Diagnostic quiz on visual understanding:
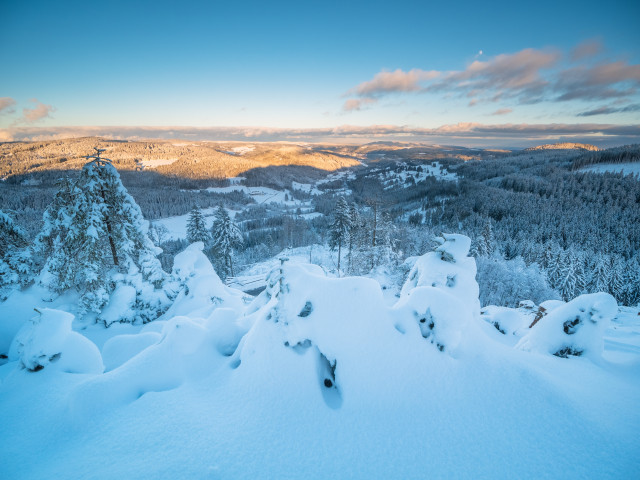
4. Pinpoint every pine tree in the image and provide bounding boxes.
[481,218,496,257]
[347,203,360,273]
[589,252,611,294]
[328,196,352,275]
[186,205,210,244]
[0,209,30,298]
[210,206,243,278]
[35,149,167,317]
[609,257,626,304]
[556,250,578,301]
